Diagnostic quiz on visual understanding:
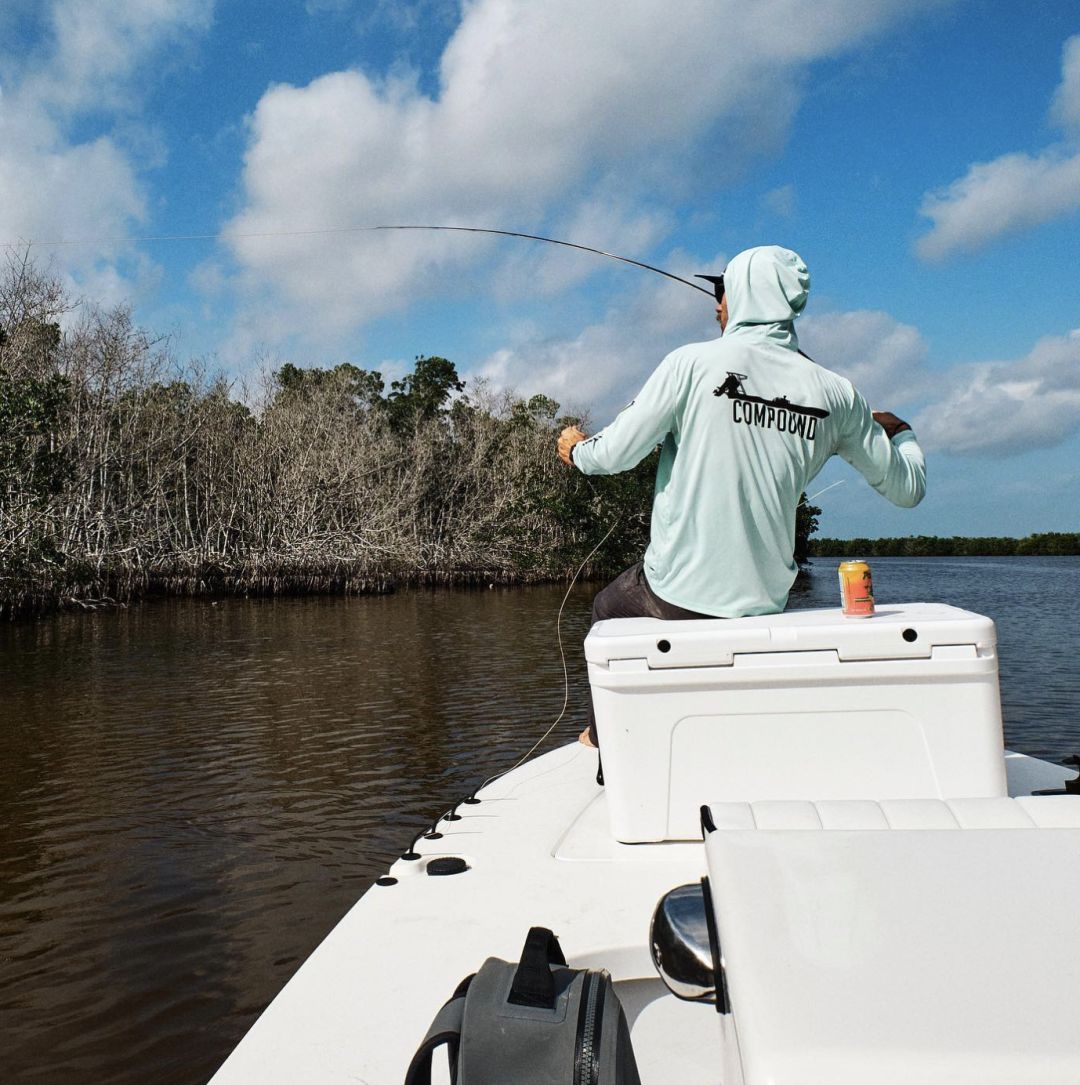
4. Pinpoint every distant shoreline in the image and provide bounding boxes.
[809,532,1079,558]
